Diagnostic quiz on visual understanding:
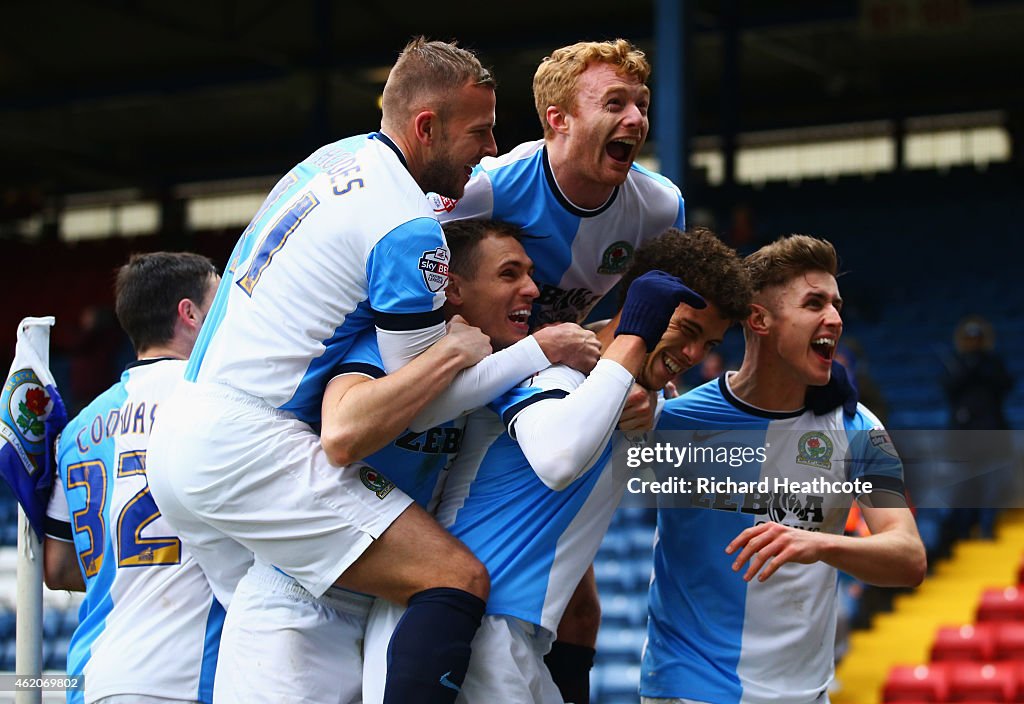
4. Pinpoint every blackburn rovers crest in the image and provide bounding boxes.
[418,247,450,293]
[1,369,54,474]
[796,431,834,470]
[598,241,634,274]
[359,466,395,500]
